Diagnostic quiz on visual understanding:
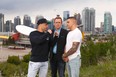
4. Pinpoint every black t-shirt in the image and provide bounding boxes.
[29,31,51,62]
